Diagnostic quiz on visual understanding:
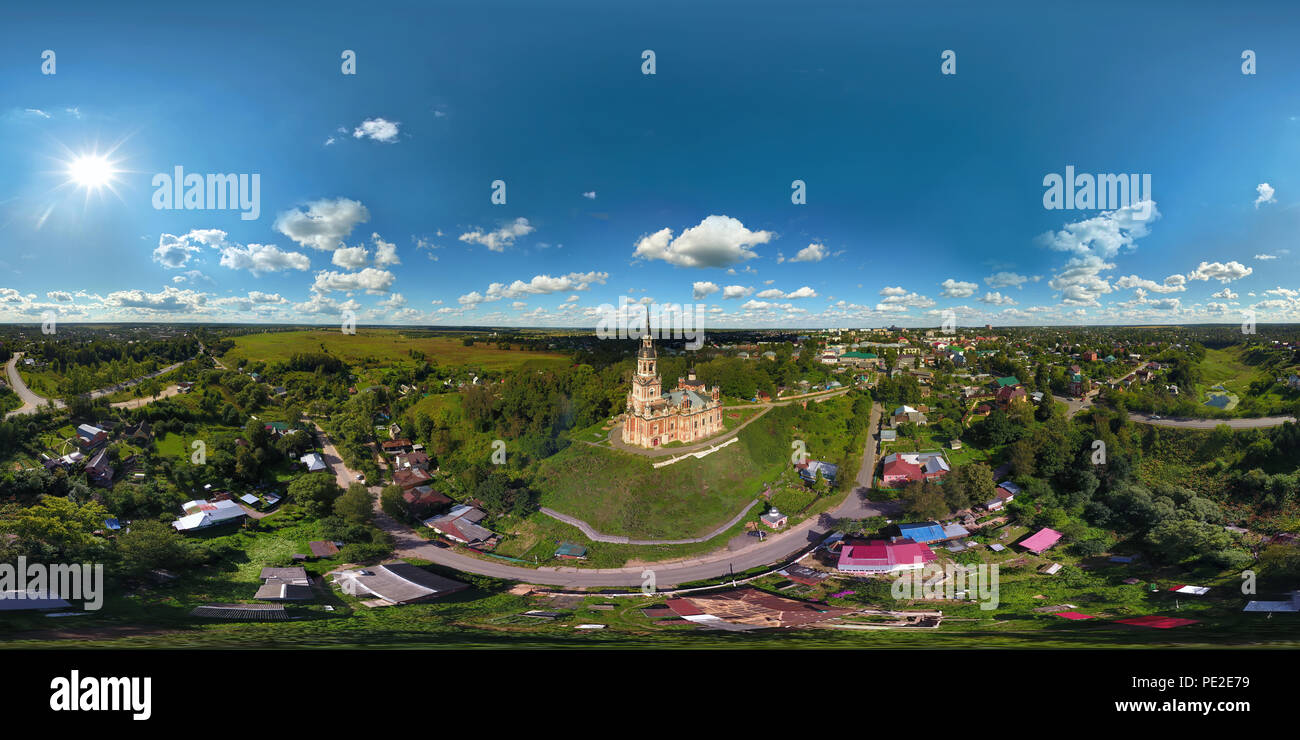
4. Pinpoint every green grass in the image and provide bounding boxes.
[223,329,571,372]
